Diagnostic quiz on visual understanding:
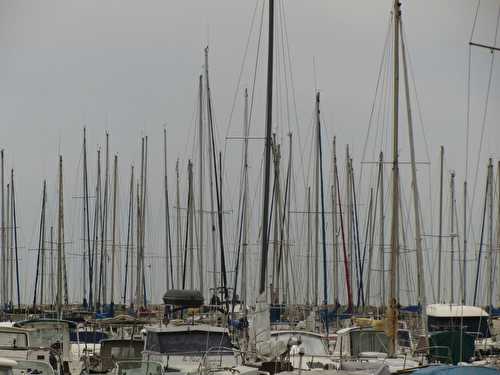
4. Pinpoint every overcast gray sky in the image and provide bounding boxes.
[0,0,499,306]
